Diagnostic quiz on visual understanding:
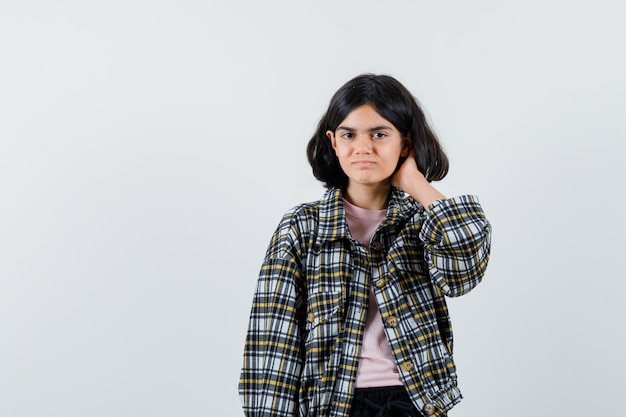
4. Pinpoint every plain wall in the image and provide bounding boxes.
[1,1,625,416]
